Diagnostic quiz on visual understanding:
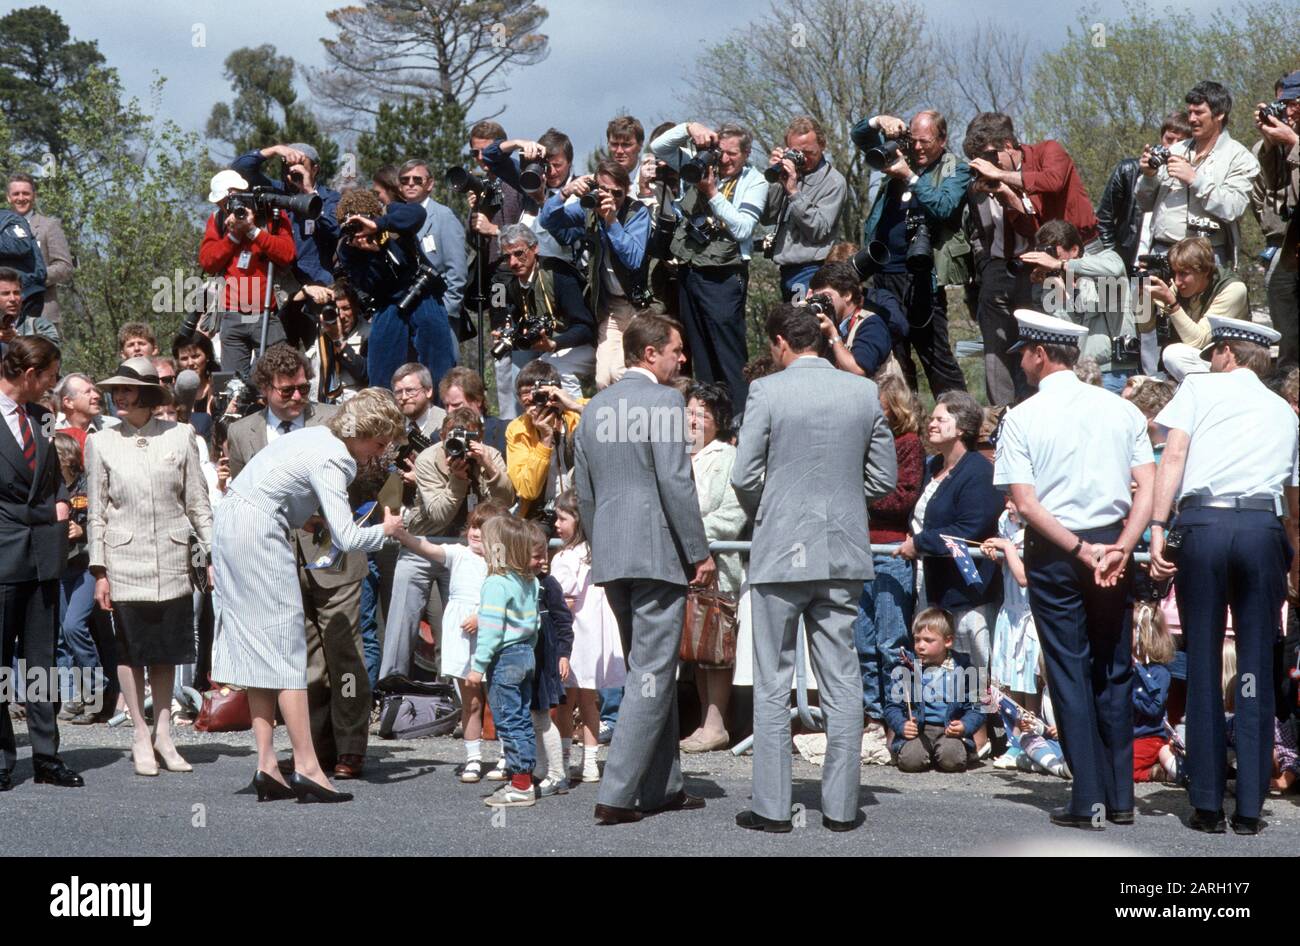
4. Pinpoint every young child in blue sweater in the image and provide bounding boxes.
[468,515,542,808]
[885,608,986,773]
